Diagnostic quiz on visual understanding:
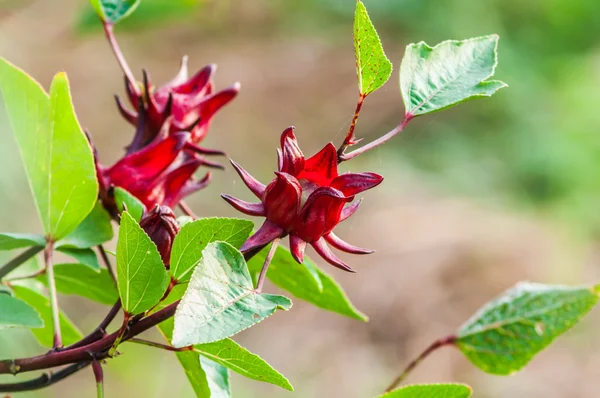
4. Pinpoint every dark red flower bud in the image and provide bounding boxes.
[139,205,180,267]
[222,127,383,272]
